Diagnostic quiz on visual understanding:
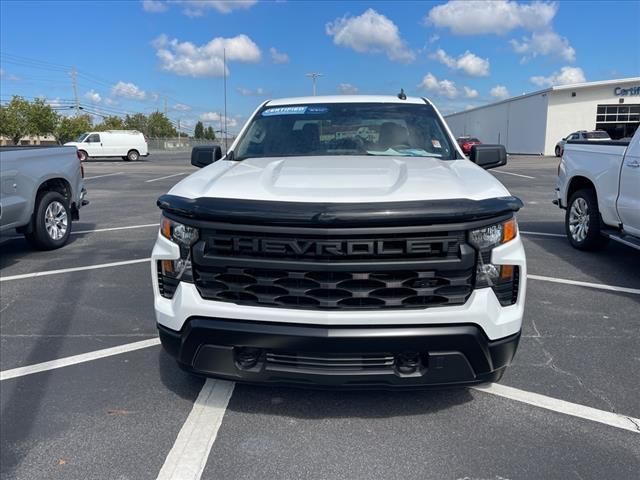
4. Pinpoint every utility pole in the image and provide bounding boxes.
[70,68,79,116]
[305,73,323,96]
[223,48,228,154]
[164,96,168,116]
[177,119,181,144]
